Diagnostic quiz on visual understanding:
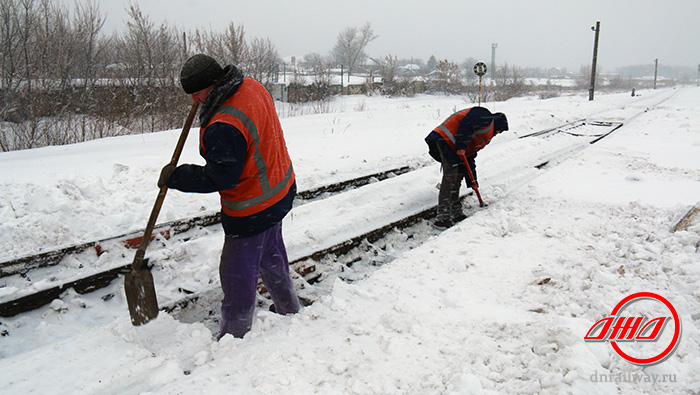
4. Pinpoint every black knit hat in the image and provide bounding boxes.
[180,54,224,94]
[493,112,509,132]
